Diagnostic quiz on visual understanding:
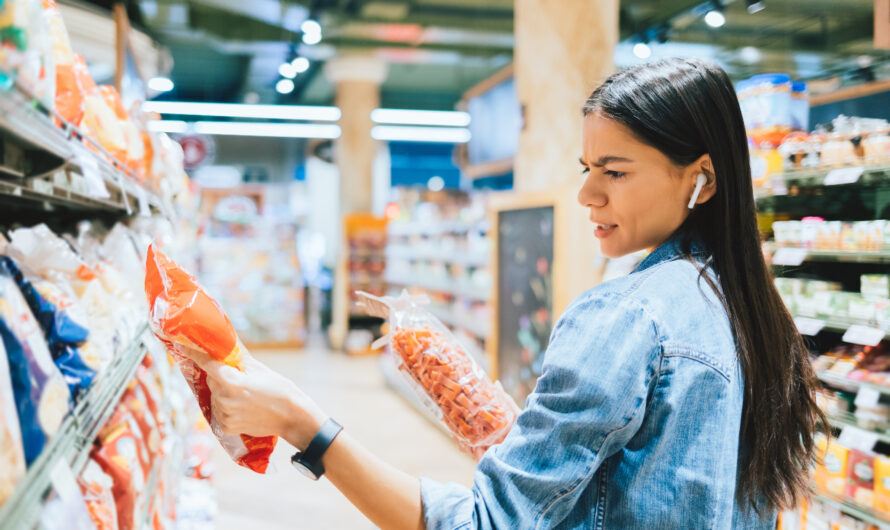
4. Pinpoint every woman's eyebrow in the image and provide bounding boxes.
[592,155,633,167]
